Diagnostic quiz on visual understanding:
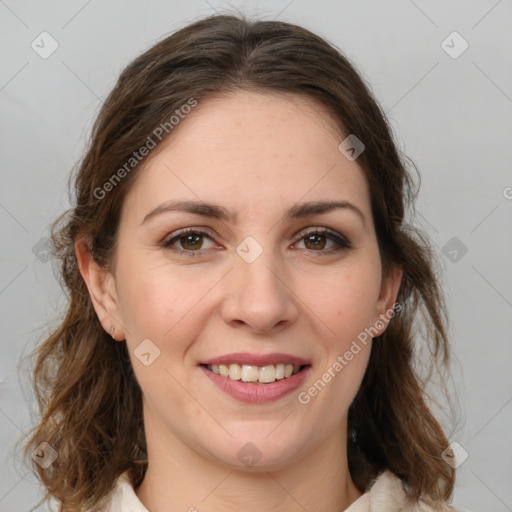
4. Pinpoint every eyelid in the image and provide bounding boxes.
[293,226,349,243]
